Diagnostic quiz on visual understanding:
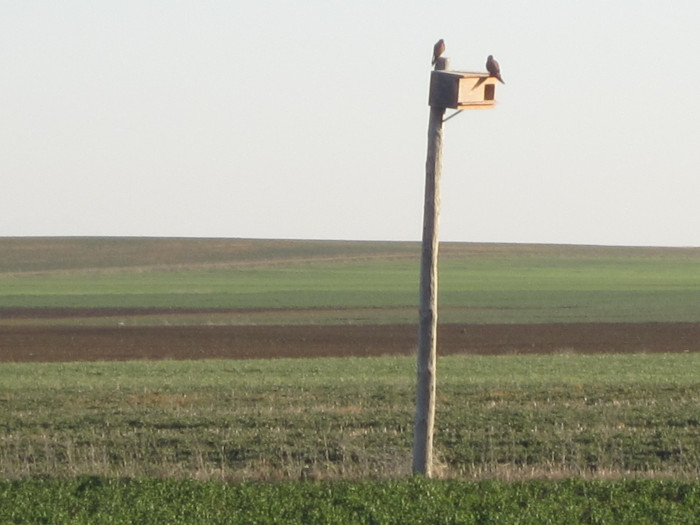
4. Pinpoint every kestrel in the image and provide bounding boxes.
[486,55,505,84]
[432,39,445,66]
